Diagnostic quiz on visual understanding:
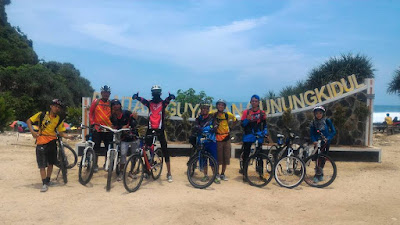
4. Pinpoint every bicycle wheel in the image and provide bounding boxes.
[187,152,218,189]
[106,151,115,191]
[239,151,244,174]
[274,156,305,188]
[304,154,337,188]
[63,144,78,169]
[244,153,273,187]
[151,148,164,180]
[57,145,68,184]
[78,147,96,185]
[123,155,144,192]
